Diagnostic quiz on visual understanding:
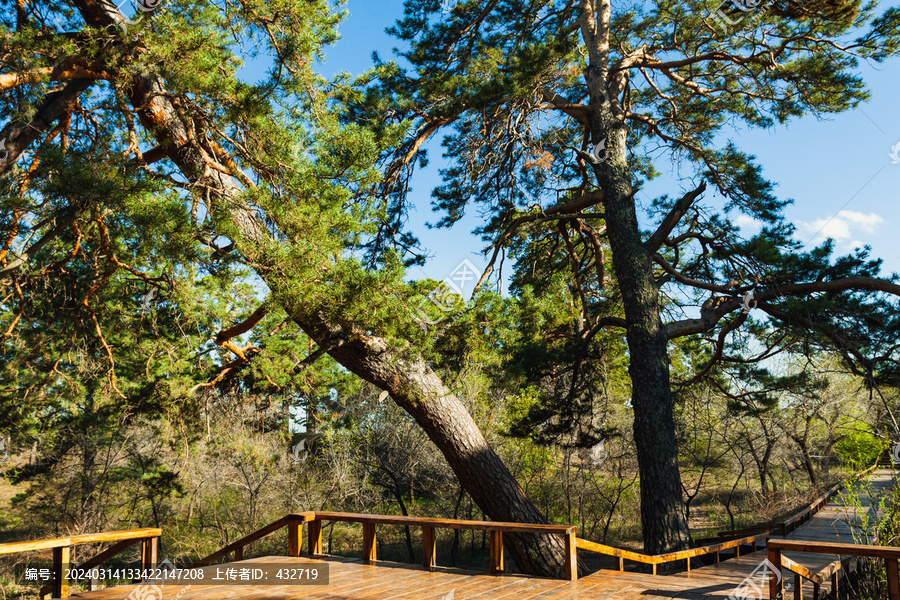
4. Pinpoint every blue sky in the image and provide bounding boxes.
[317,0,900,286]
